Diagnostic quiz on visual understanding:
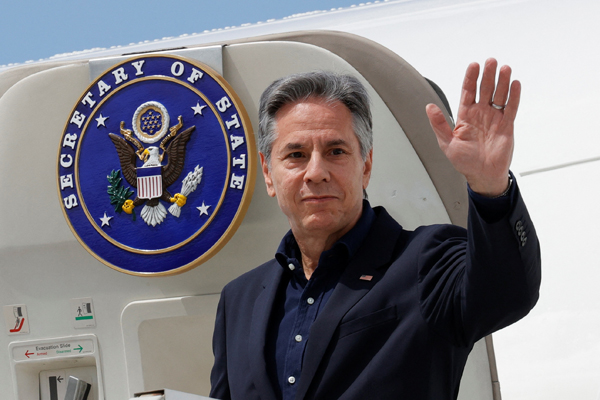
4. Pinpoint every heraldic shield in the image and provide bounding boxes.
[137,166,163,200]
[56,54,256,276]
